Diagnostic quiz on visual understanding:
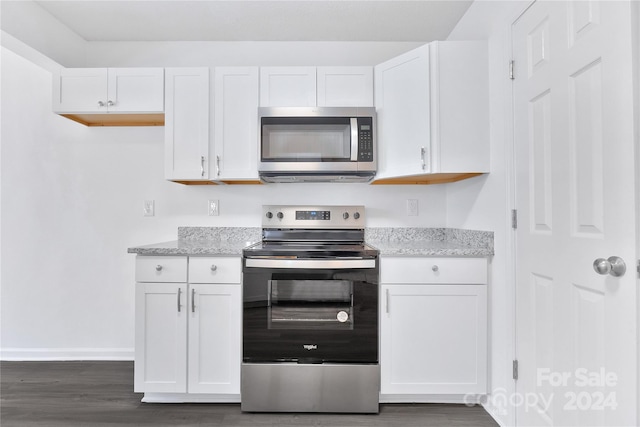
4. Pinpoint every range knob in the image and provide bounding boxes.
[343,212,349,220]
[277,212,284,219]
[266,212,273,219]
[353,212,360,220]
